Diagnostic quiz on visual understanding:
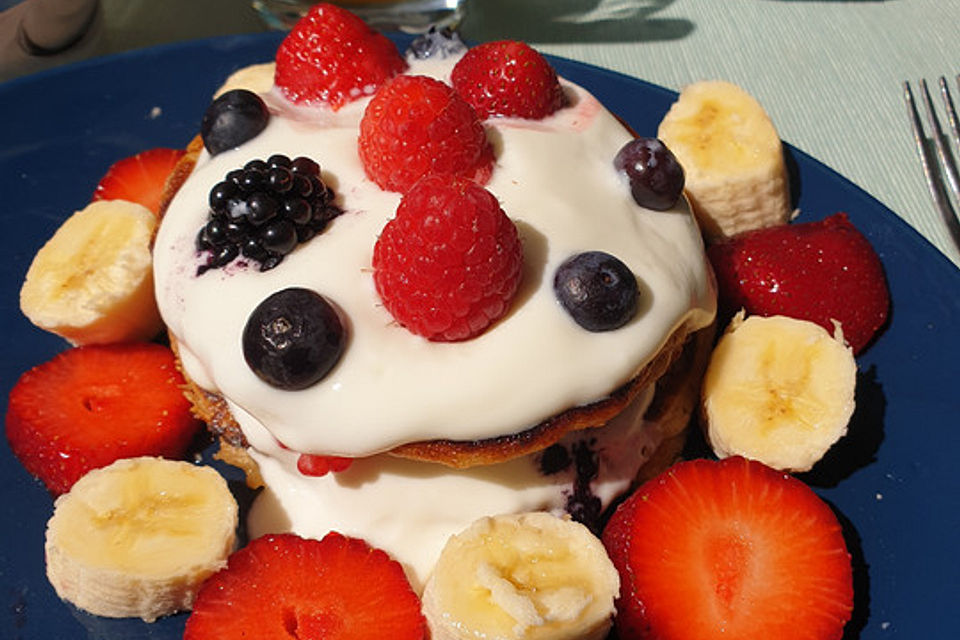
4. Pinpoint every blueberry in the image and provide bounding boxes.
[242,288,347,390]
[553,251,639,332]
[407,26,466,60]
[201,89,270,156]
[613,137,685,211]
